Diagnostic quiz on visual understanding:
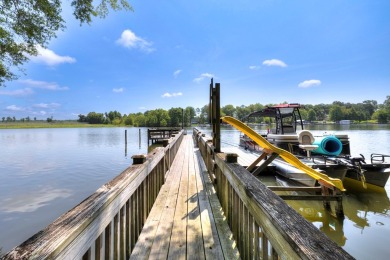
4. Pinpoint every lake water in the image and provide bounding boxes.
[1,125,390,258]
[0,127,149,253]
